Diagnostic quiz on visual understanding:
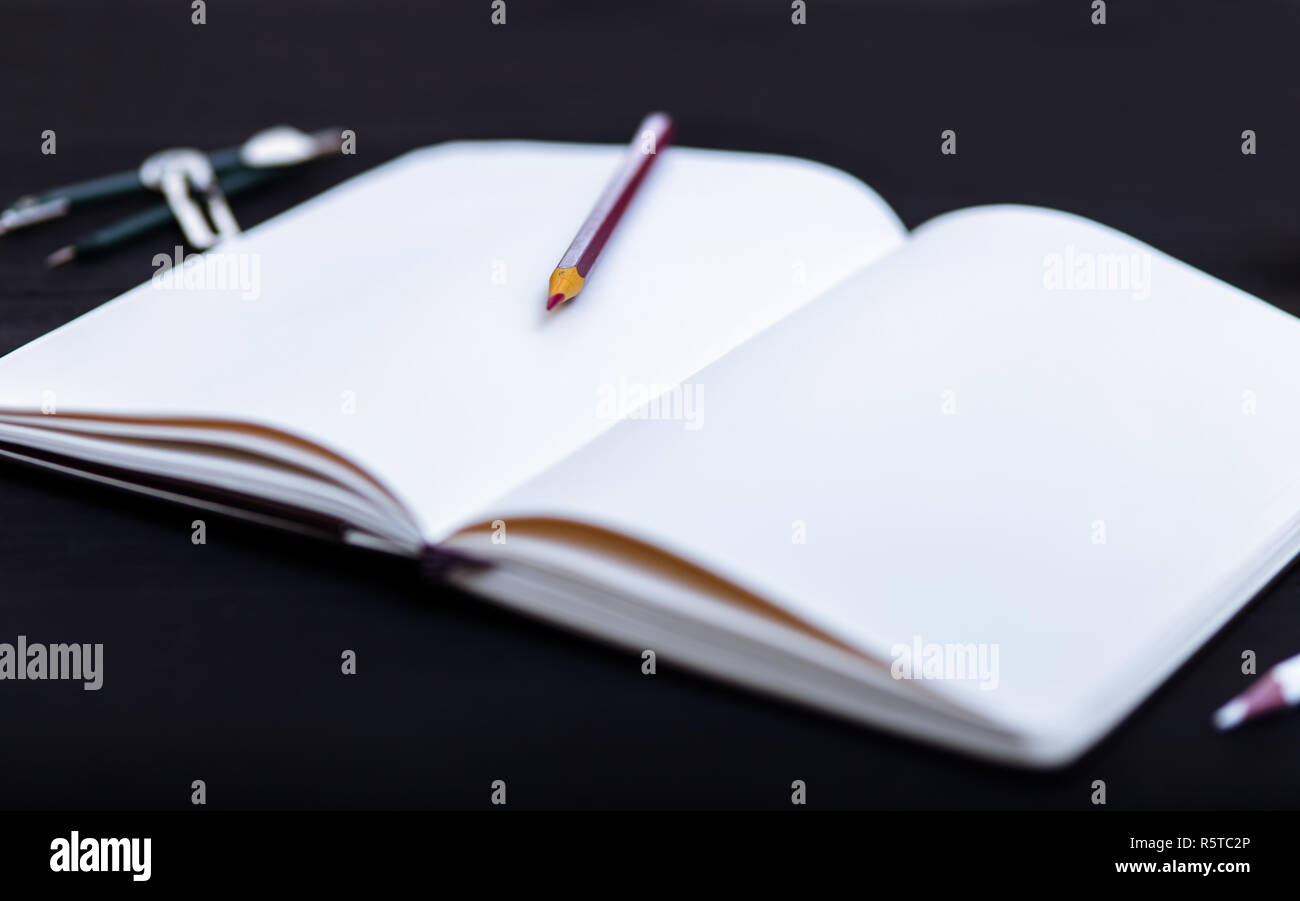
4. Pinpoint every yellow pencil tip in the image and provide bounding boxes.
[547,267,584,310]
